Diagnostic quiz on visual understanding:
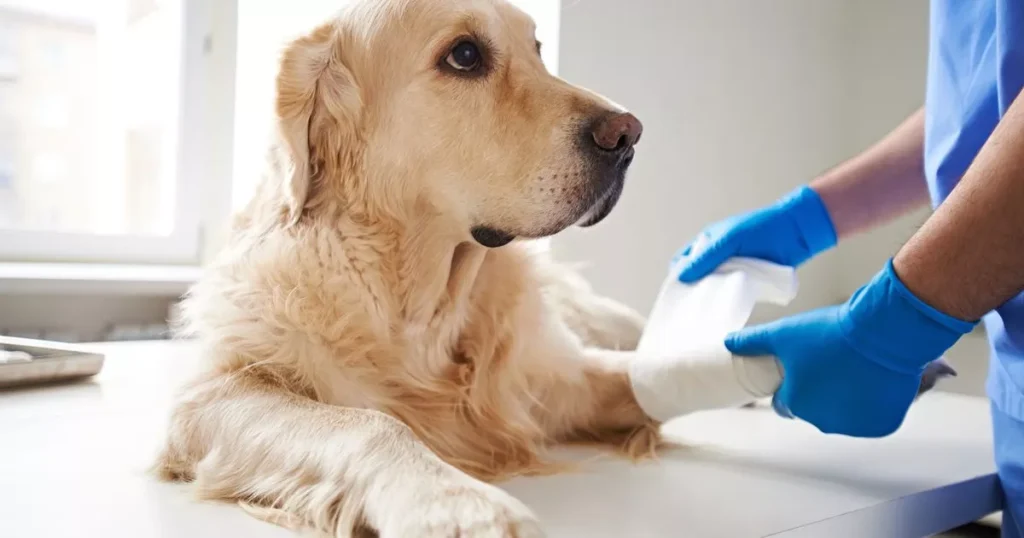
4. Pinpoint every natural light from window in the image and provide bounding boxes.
[0,0,182,237]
